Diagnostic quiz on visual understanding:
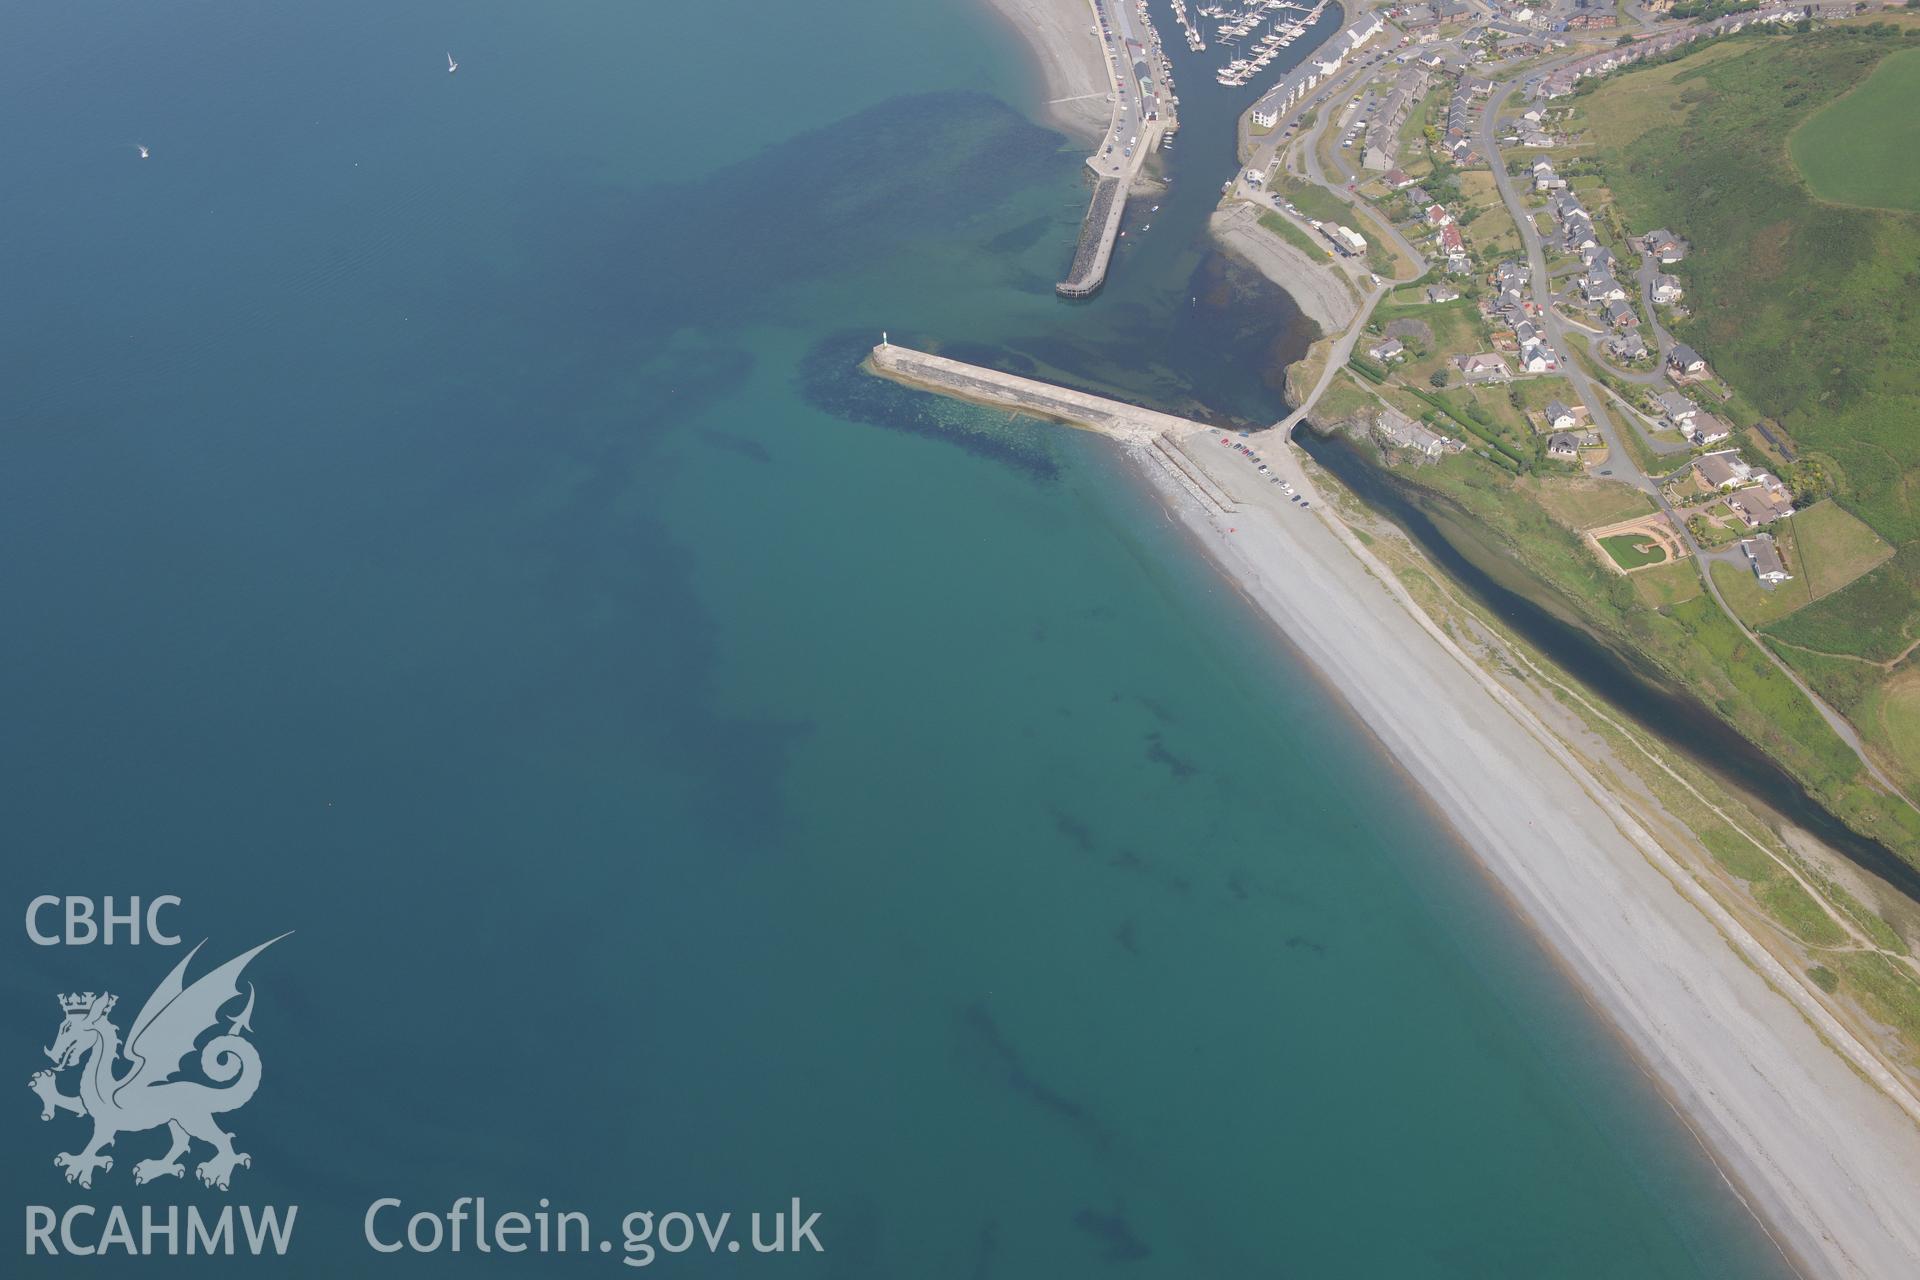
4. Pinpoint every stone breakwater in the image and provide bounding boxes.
[1057,177,1127,299]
